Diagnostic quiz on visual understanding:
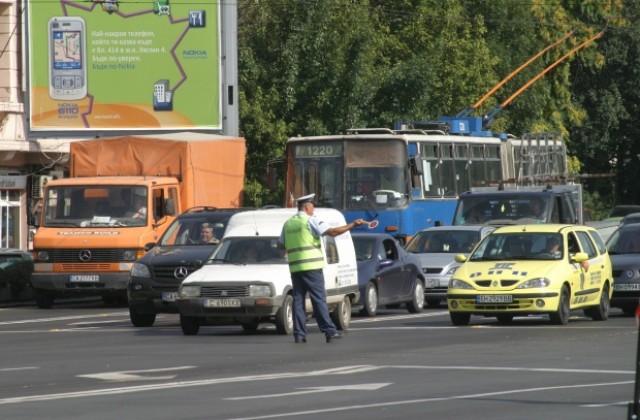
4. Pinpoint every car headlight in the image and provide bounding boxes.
[445,265,460,276]
[249,284,271,297]
[517,278,550,289]
[180,285,201,298]
[130,262,151,278]
[449,278,473,289]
